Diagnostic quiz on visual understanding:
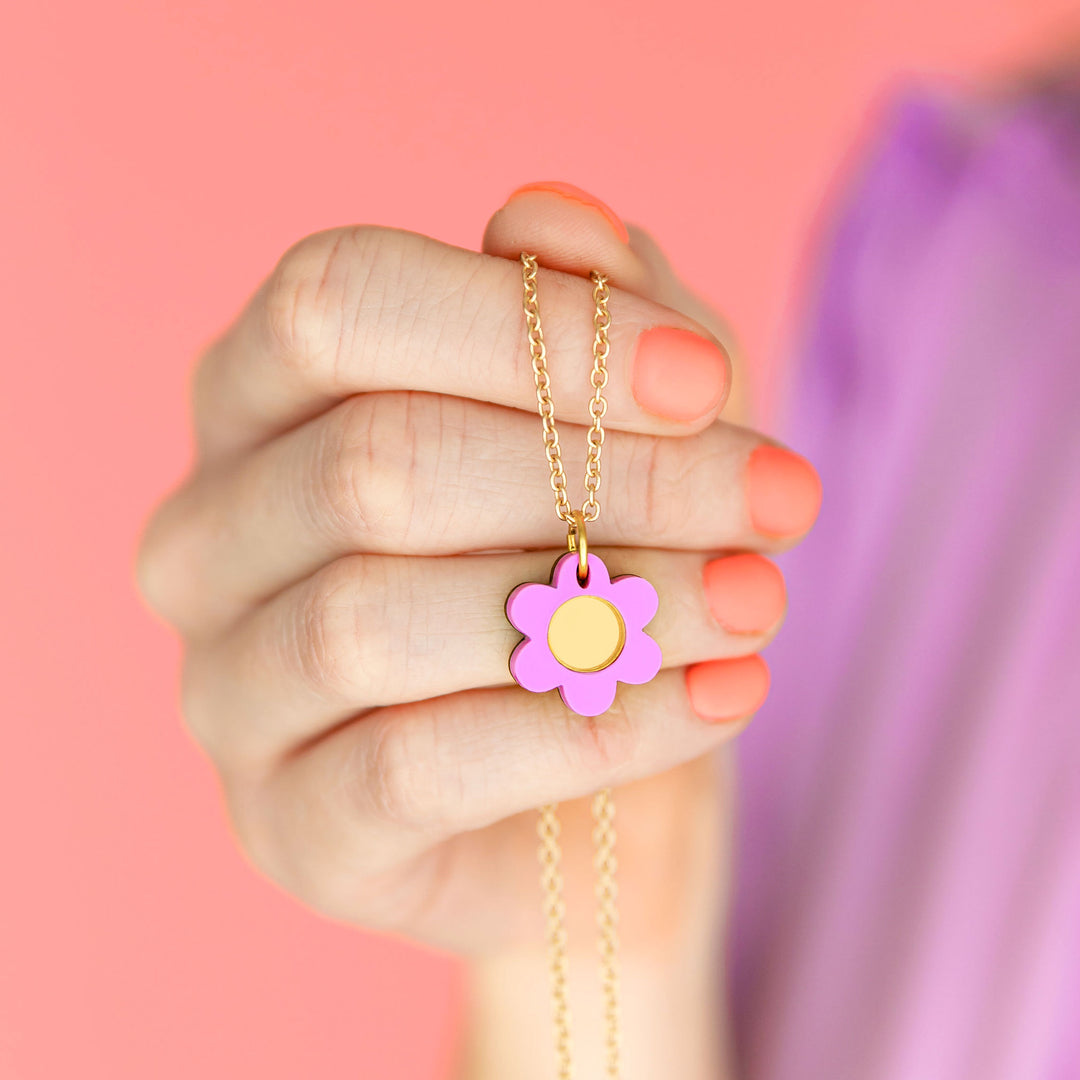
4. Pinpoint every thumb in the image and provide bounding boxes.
[482,182,747,422]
